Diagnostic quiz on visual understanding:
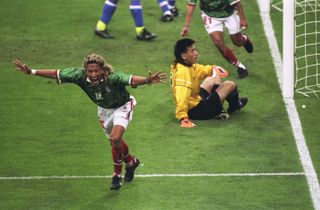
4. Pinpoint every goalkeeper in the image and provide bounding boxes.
[170,38,247,128]
[13,54,166,190]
